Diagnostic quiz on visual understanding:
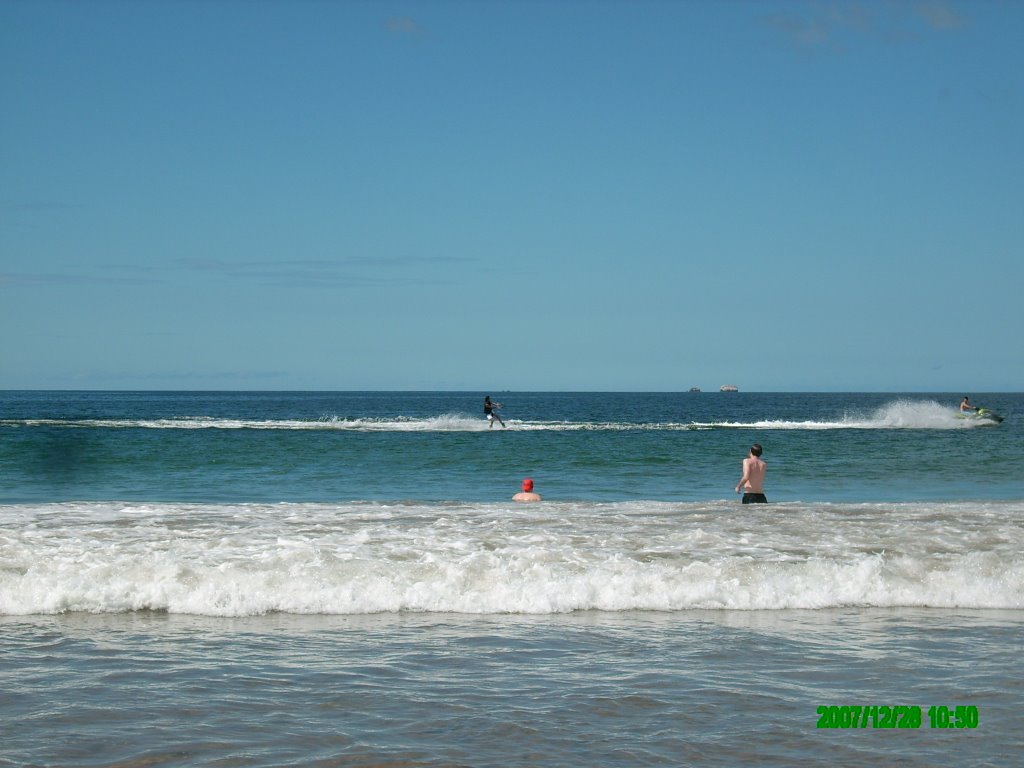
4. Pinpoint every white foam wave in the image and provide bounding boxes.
[1,401,997,433]
[3,500,1021,616]
[1,414,497,432]
[0,416,694,432]
[0,400,1002,432]
[694,400,1002,430]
